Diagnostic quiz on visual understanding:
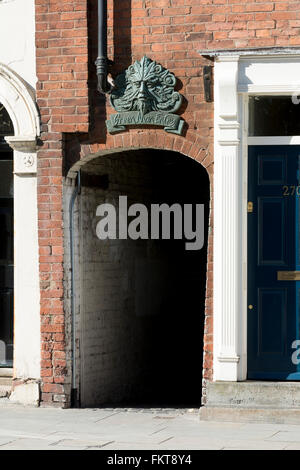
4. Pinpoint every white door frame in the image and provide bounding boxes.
[213,52,300,381]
